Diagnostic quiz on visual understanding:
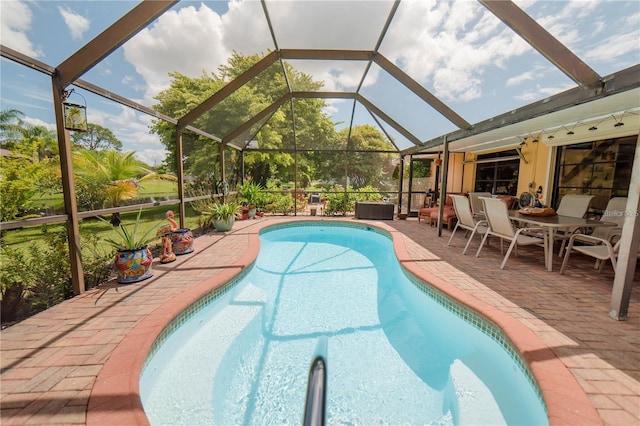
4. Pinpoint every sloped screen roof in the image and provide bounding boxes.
[1,0,638,163]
